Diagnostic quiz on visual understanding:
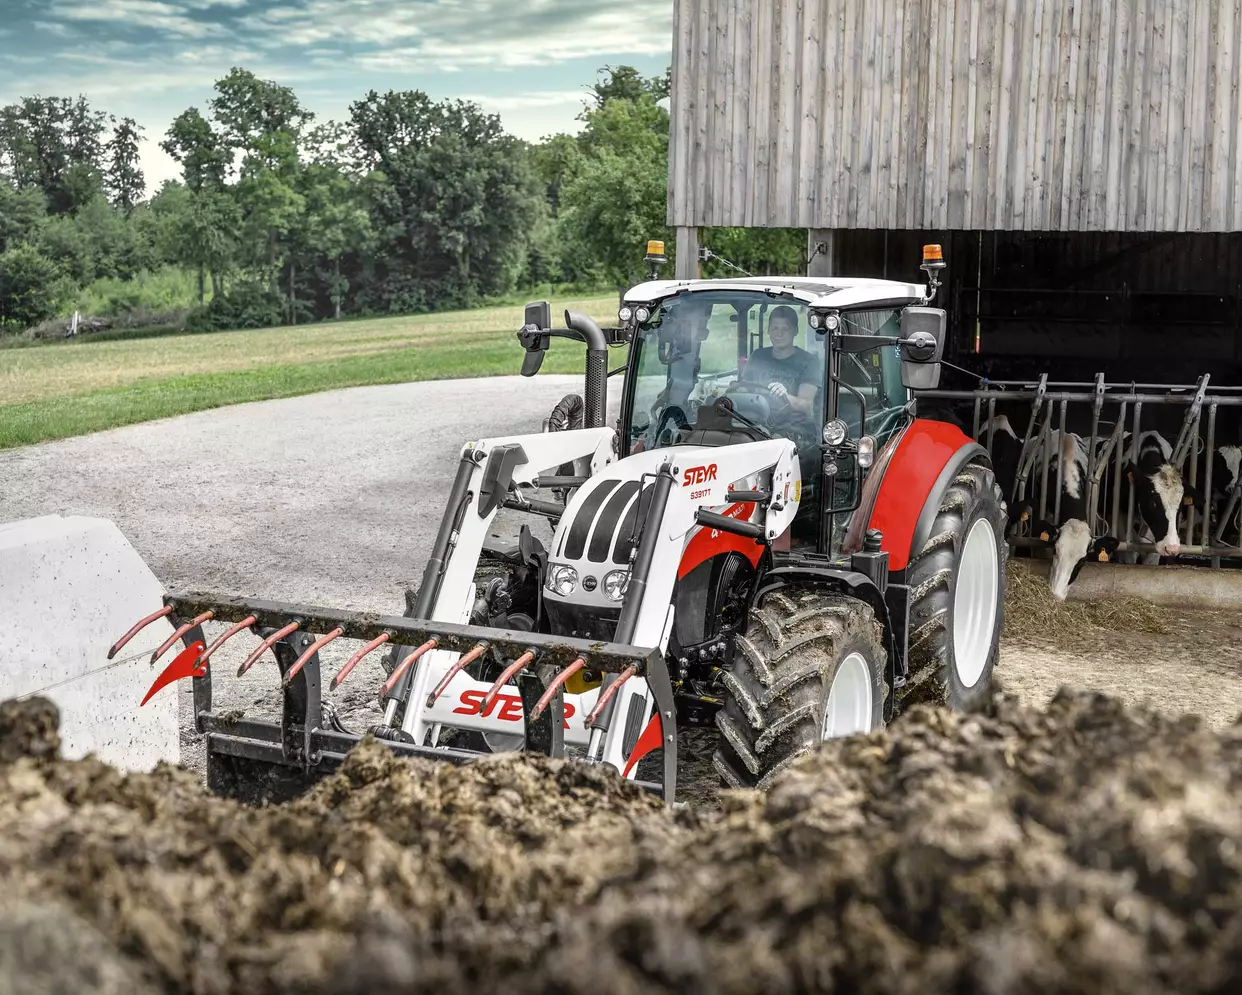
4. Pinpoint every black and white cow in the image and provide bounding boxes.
[1032,430,1120,601]
[1121,431,1193,561]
